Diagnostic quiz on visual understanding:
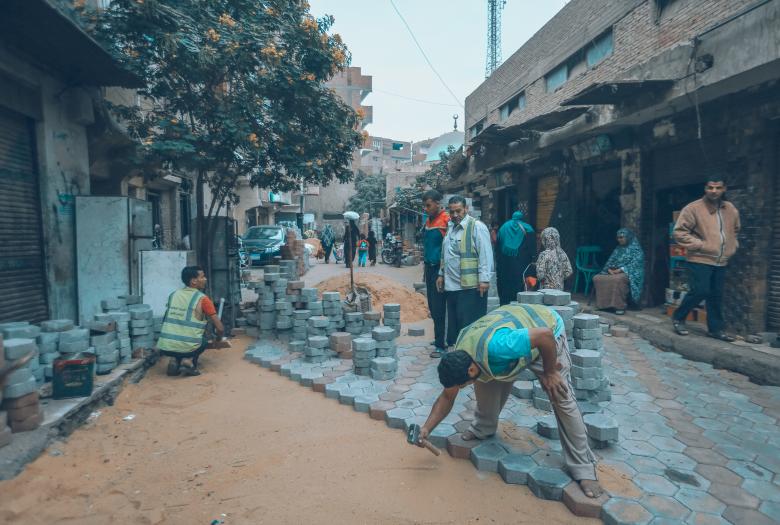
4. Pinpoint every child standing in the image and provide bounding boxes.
[536,227,573,290]
[358,233,369,267]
